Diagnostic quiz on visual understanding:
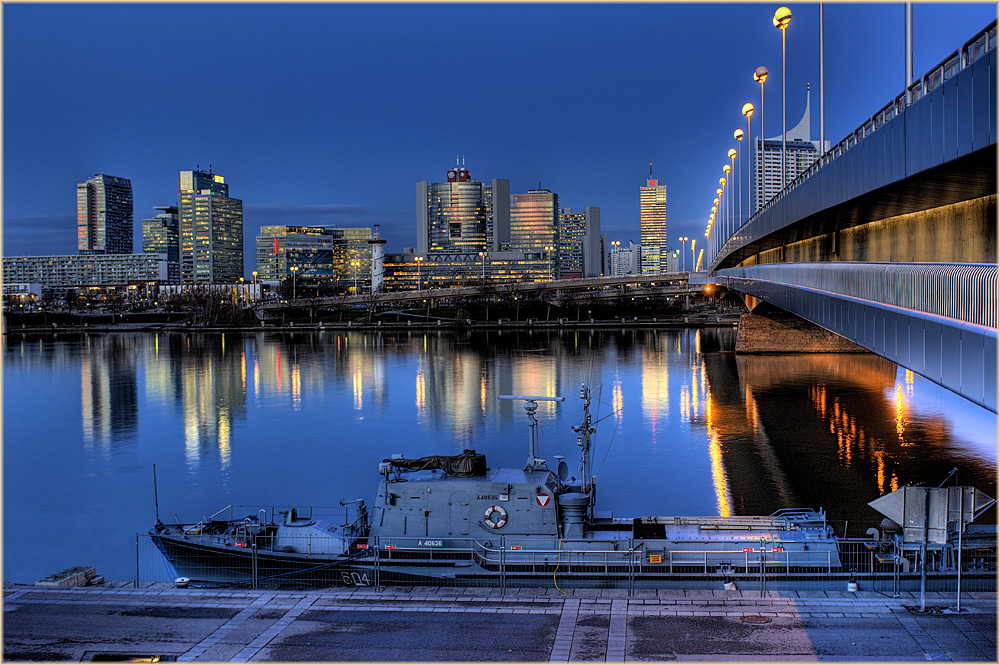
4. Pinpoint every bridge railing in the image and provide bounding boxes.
[710,20,996,268]
[718,263,996,328]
